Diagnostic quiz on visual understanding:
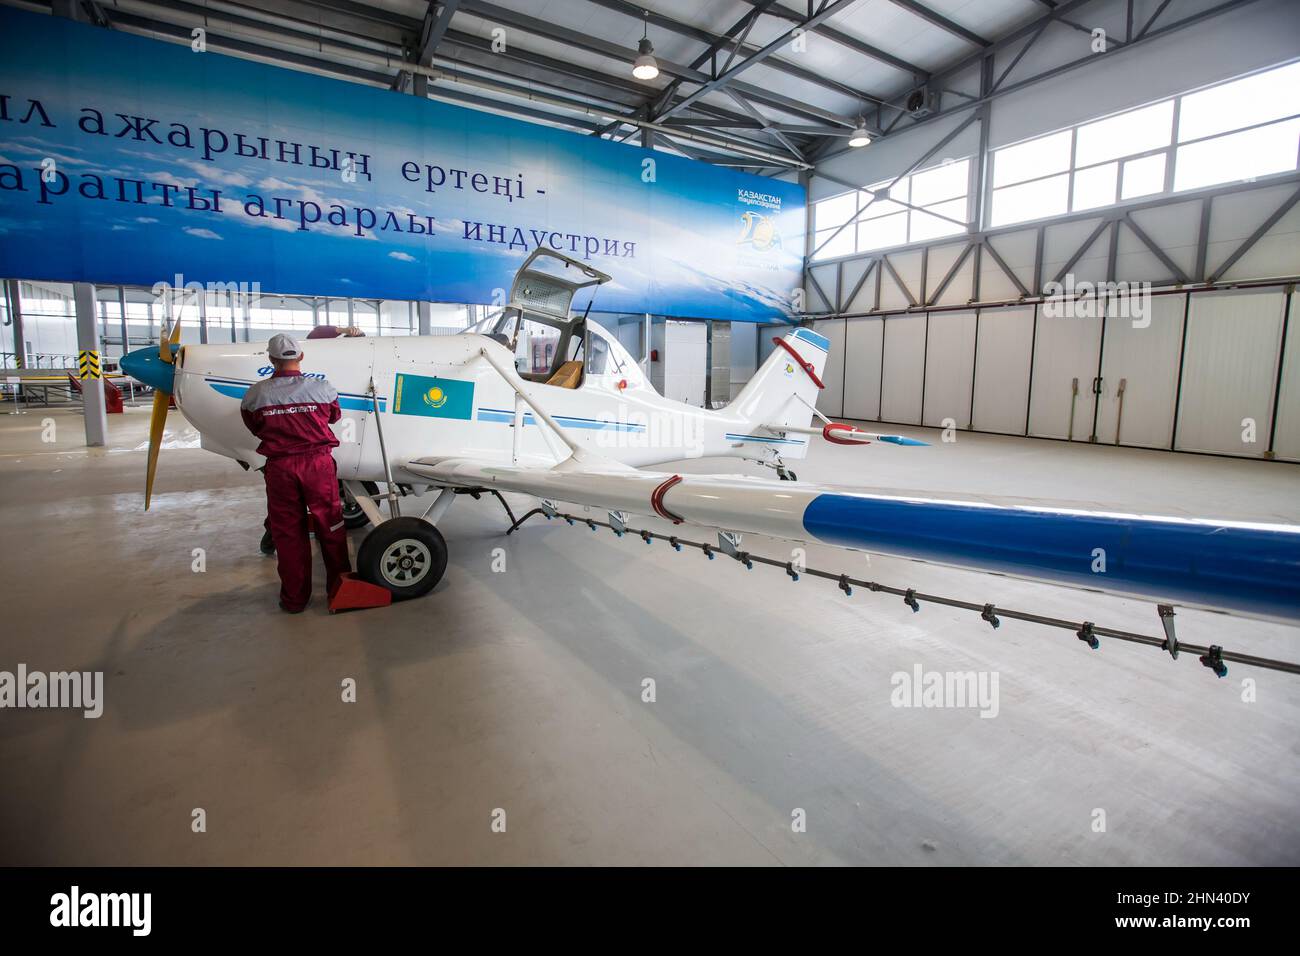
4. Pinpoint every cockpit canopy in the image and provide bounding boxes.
[464,247,646,391]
